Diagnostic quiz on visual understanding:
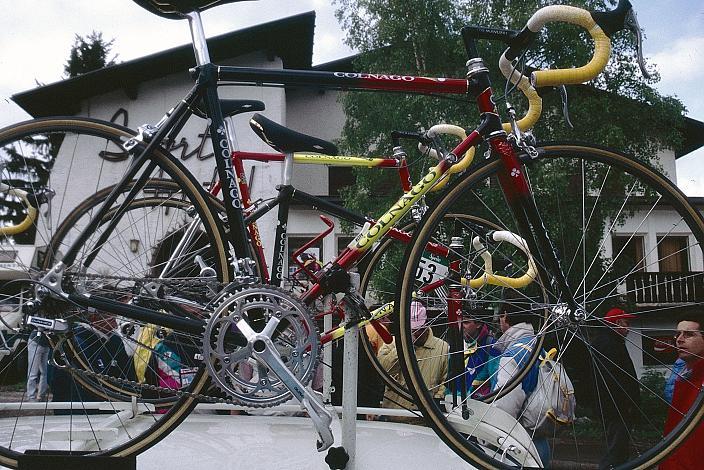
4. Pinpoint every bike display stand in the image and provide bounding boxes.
[18,450,136,470]
[340,306,358,470]
[322,298,358,470]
